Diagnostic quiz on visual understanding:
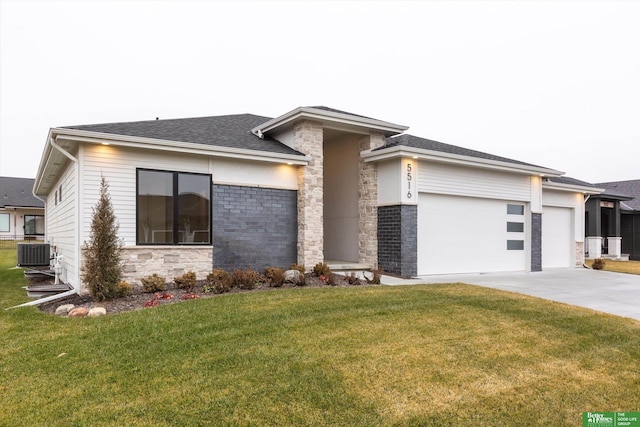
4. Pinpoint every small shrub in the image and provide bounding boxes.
[115,280,133,297]
[174,271,197,291]
[264,267,285,288]
[181,292,200,300]
[141,273,167,293]
[202,284,214,294]
[345,272,361,285]
[290,264,306,275]
[592,258,606,270]
[231,269,262,290]
[325,273,339,286]
[364,270,382,285]
[206,269,232,294]
[312,262,331,277]
[143,298,160,308]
